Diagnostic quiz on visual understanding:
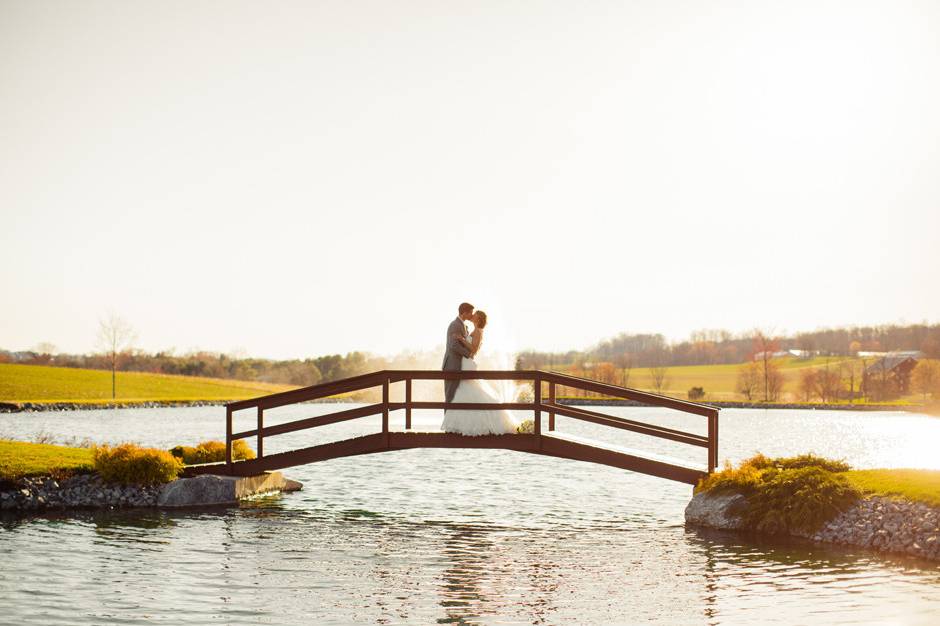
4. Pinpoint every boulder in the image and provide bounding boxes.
[157,472,302,508]
[684,491,747,530]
